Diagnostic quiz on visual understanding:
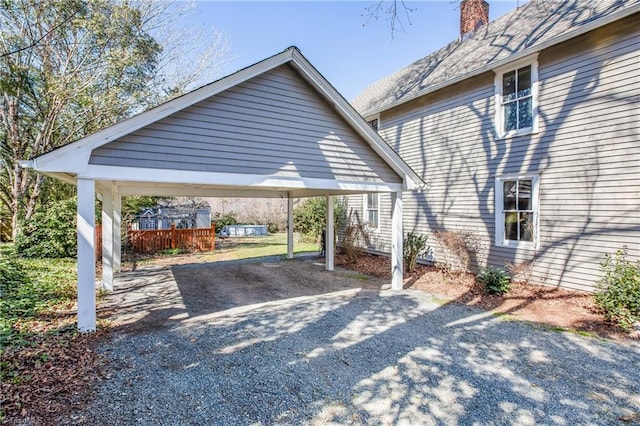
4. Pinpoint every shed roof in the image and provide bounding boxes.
[22,47,422,198]
[353,0,640,116]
